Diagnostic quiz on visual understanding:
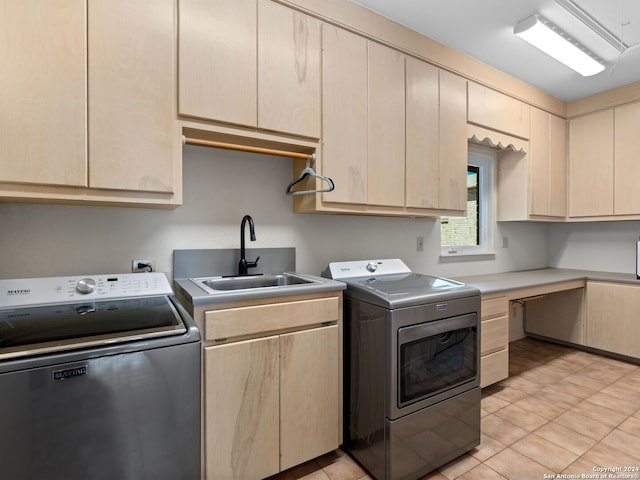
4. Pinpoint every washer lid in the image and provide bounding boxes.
[0,295,186,360]
[323,259,479,308]
[342,272,479,309]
